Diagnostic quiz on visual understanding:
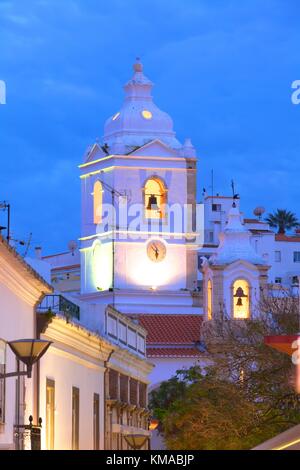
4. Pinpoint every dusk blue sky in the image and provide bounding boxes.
[1,0,299,255]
